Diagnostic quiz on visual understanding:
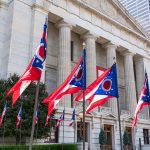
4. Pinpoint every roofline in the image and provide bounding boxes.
[75,0,150,42]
